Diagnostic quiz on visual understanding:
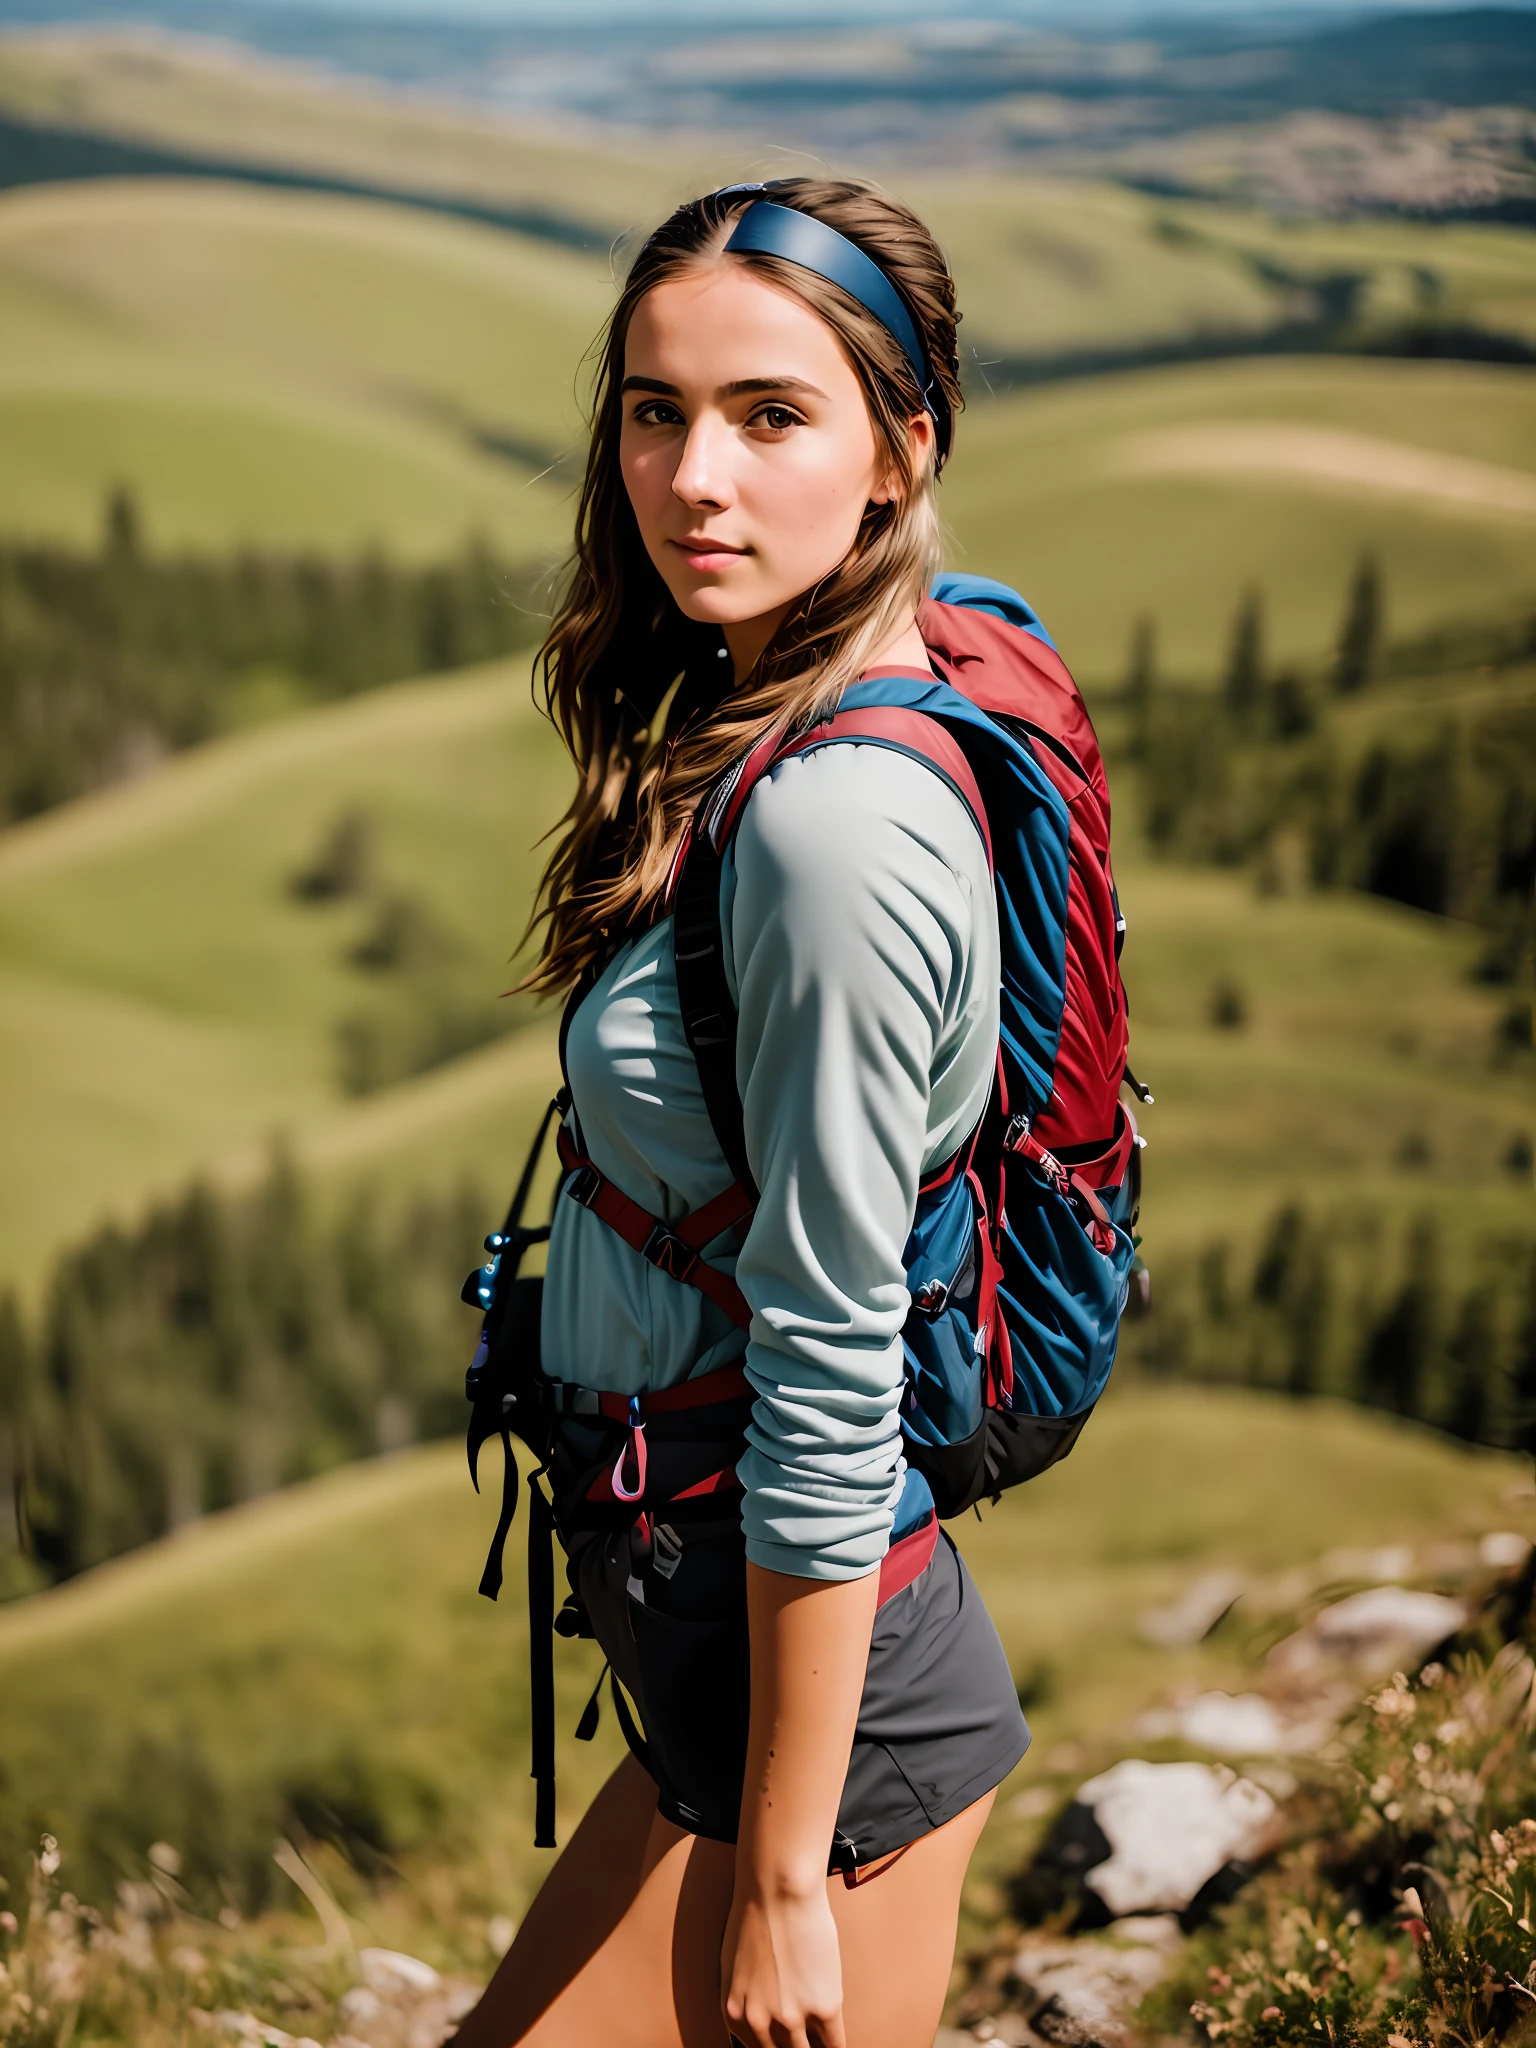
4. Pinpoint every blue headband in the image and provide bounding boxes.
[720,194,951,462]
